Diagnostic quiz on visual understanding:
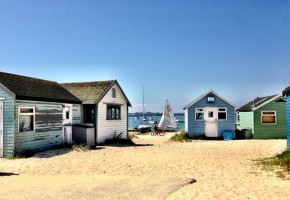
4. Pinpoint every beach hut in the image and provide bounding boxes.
[236,94,286,139]
[61,80,131,144]
[0,72,82,158]
[282,87,290,149]
[183,90,236,138]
